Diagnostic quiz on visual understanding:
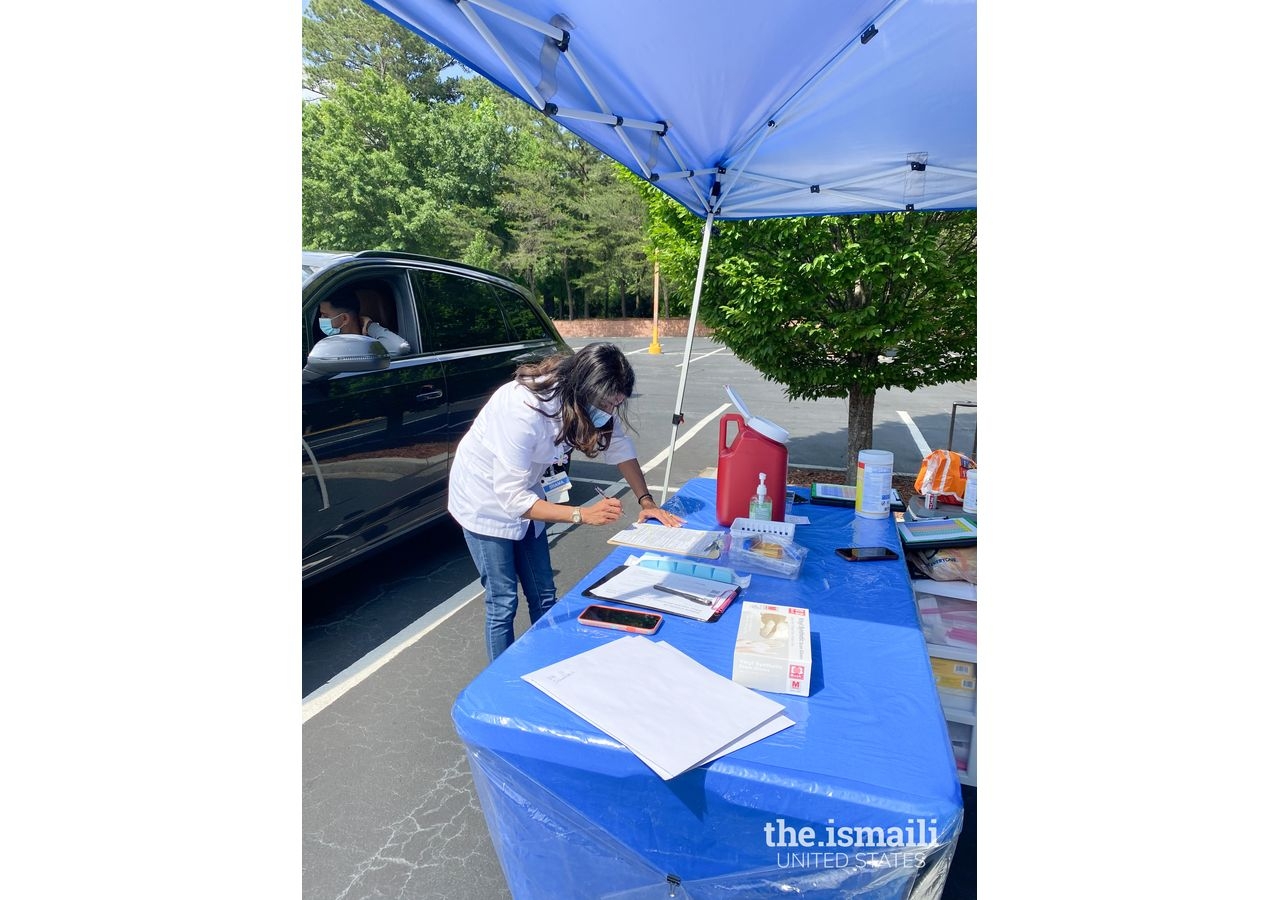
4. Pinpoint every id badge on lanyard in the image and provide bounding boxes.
[540,449,572,503]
